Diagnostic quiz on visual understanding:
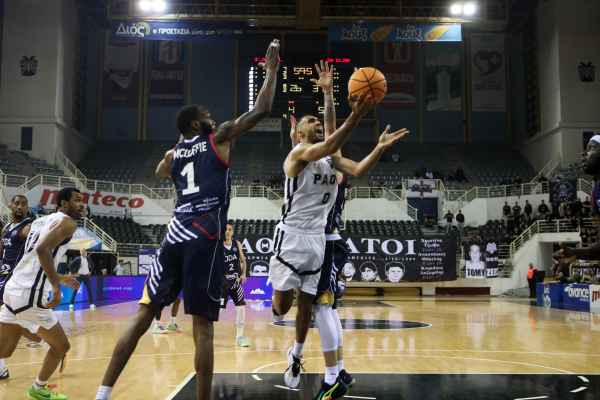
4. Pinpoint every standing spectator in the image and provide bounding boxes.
[583,196,591,217]
[500,176,512,186]
[456,210,465,235]
[574,197,583,218]
[96,258,106,275]
[122,209,132,221]
[513,201,522,221]
[444,210,454,234]
[68,249,96,310]
[551,196,560,219]
[392,153,399,163]
[506,211,516,232]
[514,175,523,186]
[527,263,538,298]
[553,169,563,180]
[114,259,127,276]
[502,201,511,227]
[580,228,589,247]
[251,176,261,196]
[538,172,549,193]
[34,201,44,216]
[524,200,532,217]
[455,167,468,183]
[538,200,549,220]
